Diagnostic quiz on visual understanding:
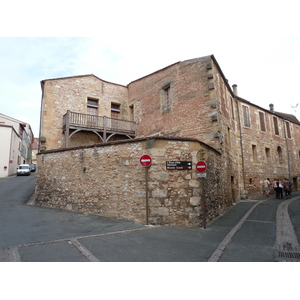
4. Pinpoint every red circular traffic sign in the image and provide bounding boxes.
[140,154,152,167]
[196,161,207,173]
